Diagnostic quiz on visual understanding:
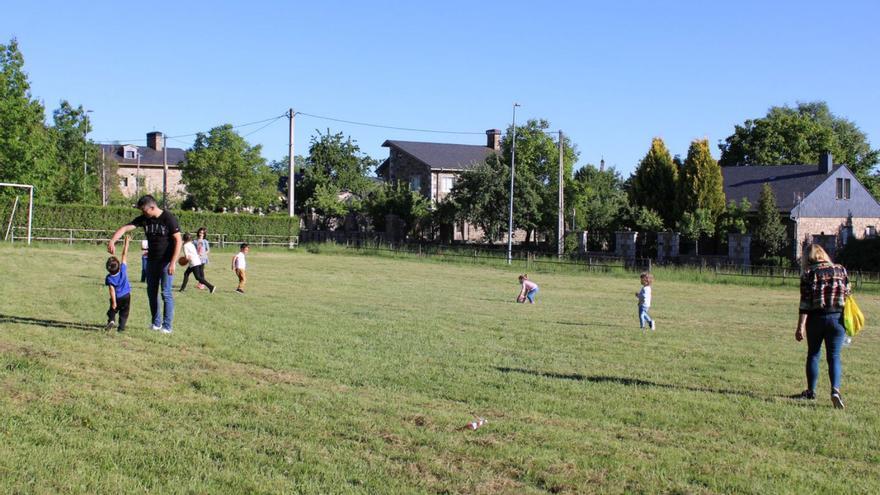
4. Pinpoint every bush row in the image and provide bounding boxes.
[1,203,299,239]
